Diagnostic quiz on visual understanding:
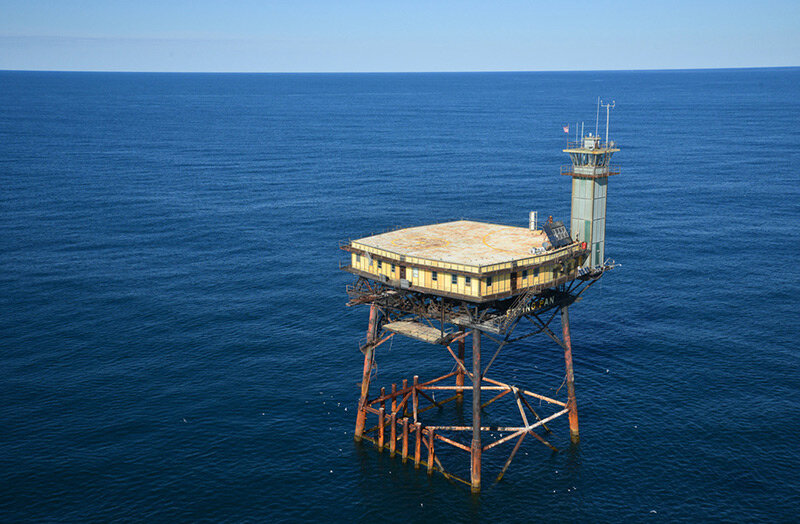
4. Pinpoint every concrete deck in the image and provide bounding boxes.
[353,220,548,266]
